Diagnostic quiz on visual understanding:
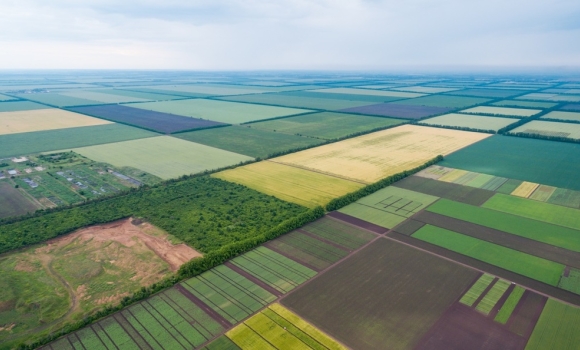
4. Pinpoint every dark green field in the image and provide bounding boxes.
[218,92,374,110]
[174,125,323,158]
[282,238,478,350]
[390,95,489,108]
[440,135,580,191]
